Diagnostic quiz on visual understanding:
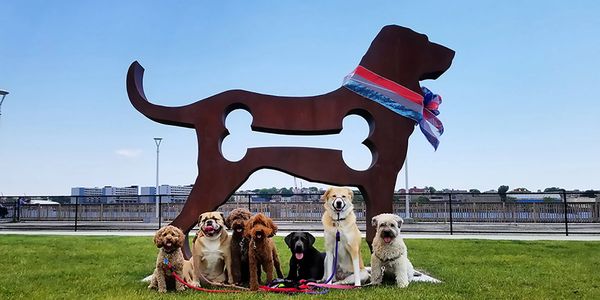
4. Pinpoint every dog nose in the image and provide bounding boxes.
[335,199,343,208]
